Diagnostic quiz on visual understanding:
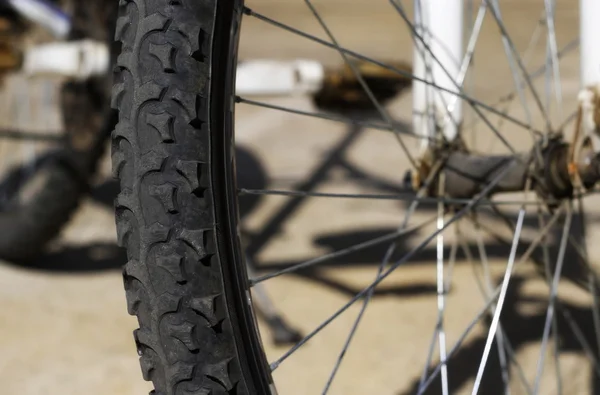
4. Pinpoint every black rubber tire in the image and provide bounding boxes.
[0,156,85,262]
[112,0,273,393]
[0,0,117,263]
